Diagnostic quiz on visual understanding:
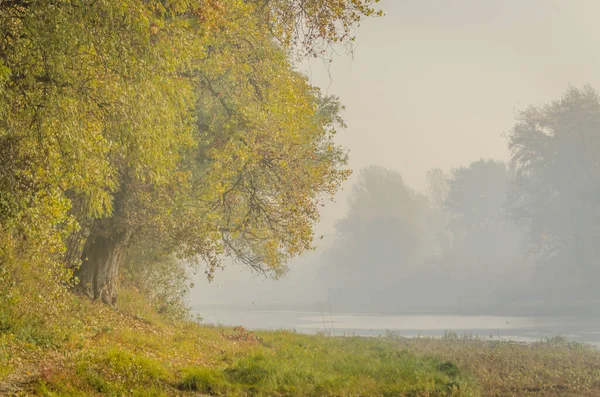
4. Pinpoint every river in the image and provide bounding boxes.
[192,308,600,347]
